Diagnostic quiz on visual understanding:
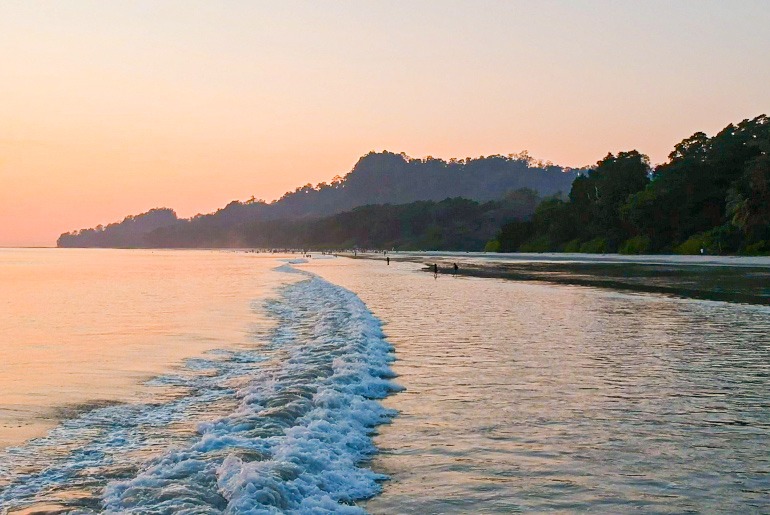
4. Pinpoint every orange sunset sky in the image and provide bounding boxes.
[1,0,768,247]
